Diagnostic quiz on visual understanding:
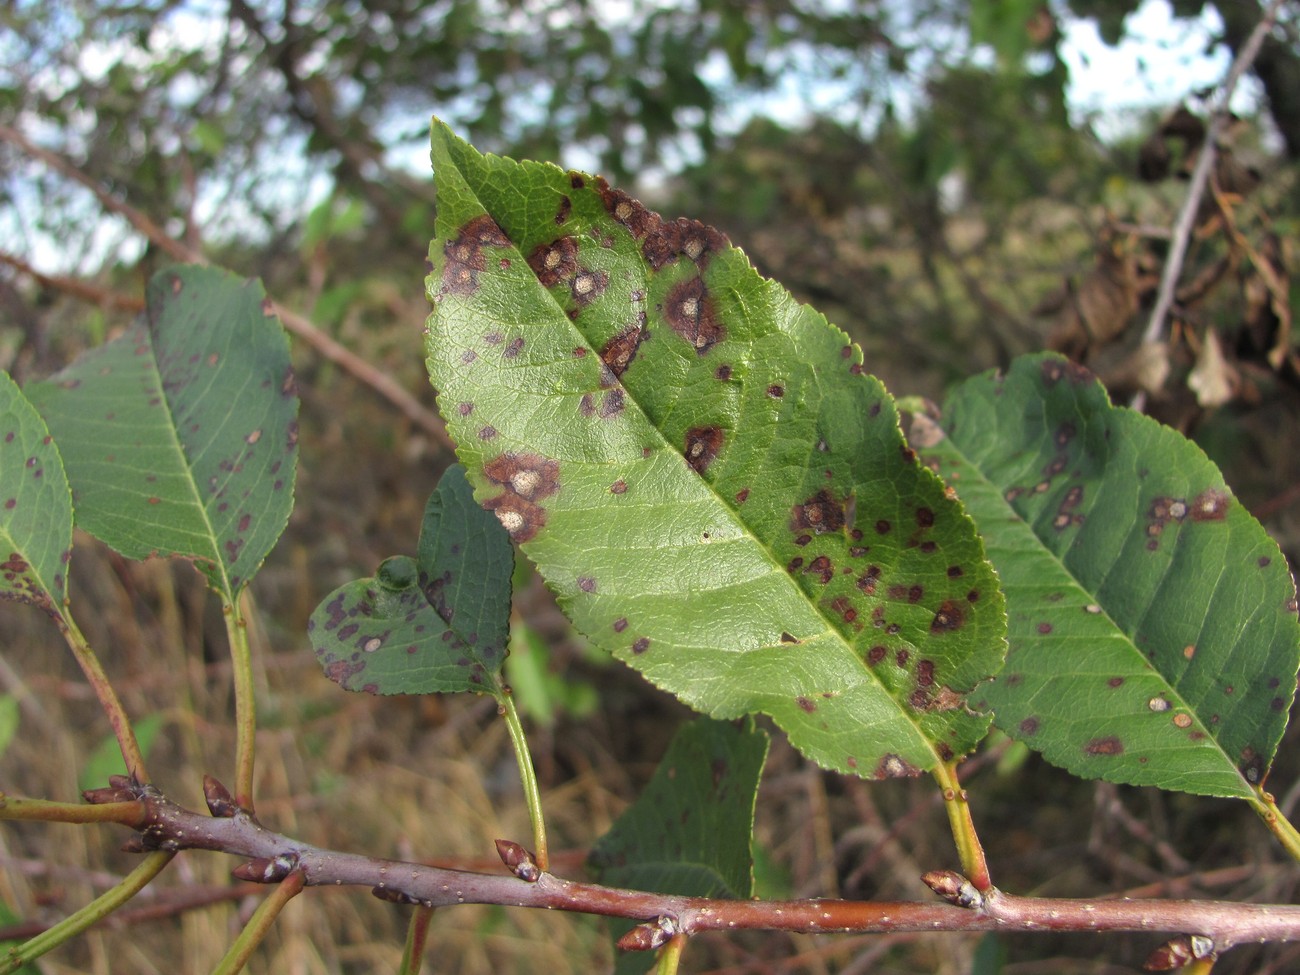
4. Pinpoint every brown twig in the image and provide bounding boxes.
[0,121,450,446]
[1140,0,1286,351]
[48,777,1300,961]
